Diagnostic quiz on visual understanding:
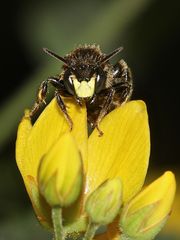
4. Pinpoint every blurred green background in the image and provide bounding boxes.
[0,0,179,239]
